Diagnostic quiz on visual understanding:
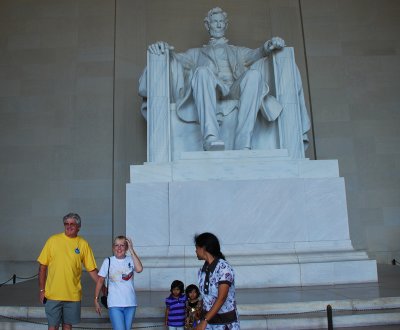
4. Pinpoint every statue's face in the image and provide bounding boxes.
[208,13,227,38]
